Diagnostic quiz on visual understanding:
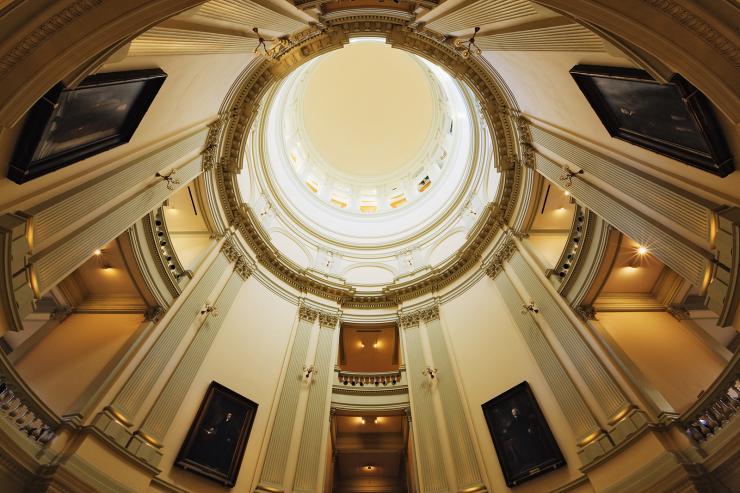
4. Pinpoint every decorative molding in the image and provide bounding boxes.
[483,235,516,279]
[574,305,597,321]
[643,0,740,67]
[143,305,165,323]
[398,303,440,329]
[298,304,319,322]
[0,0,104,80]
[318,310,339,328]
[210,11,523,308]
